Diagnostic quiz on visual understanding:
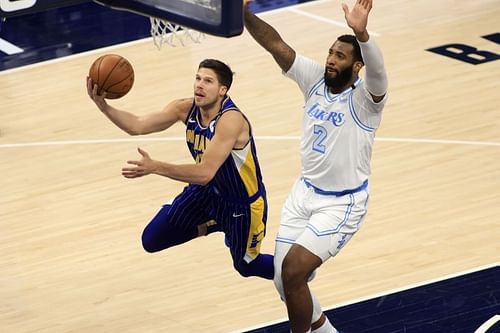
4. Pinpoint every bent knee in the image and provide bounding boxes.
[141,231,165,253]
[142,238,160,253]
[281,258,304,284]
[281,255,317,286]
[282,245,322,280]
